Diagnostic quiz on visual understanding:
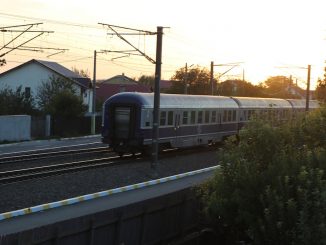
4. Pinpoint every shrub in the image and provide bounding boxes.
[201,107,326,244]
